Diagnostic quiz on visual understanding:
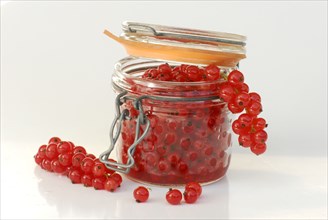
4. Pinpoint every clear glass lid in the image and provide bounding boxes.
[121,21,246,55]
